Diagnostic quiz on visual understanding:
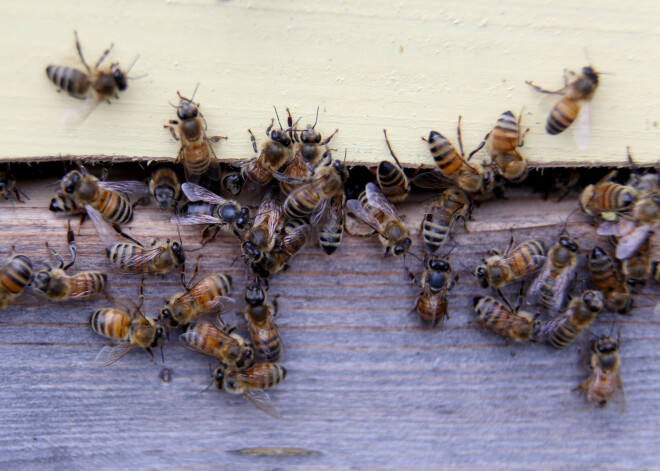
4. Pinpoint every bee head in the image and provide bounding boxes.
[236,207,251,230]
[171,241,185,264]
[112,67,128,91]
[242,241,262,262]
[159,308,178,328]
[32,270,52,291]
[62,171,82,194]
[559,236,578,252]
[582,290,605,313]
[213,367,225,390]
[393,238,411,256]
[177,100,198,121]
[300,125,322,144]
[582,66,599,86]
[270,128,291,147]
[595,336,618,354]
[244,282,266,306]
